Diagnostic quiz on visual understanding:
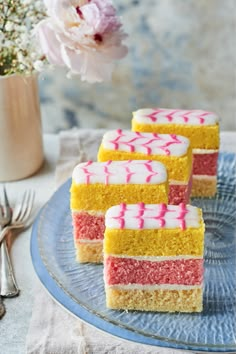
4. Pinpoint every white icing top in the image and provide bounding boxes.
[101,130,190,157]
[72,160,167,185]
[105,203,202,230]
[133,108,219,126]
